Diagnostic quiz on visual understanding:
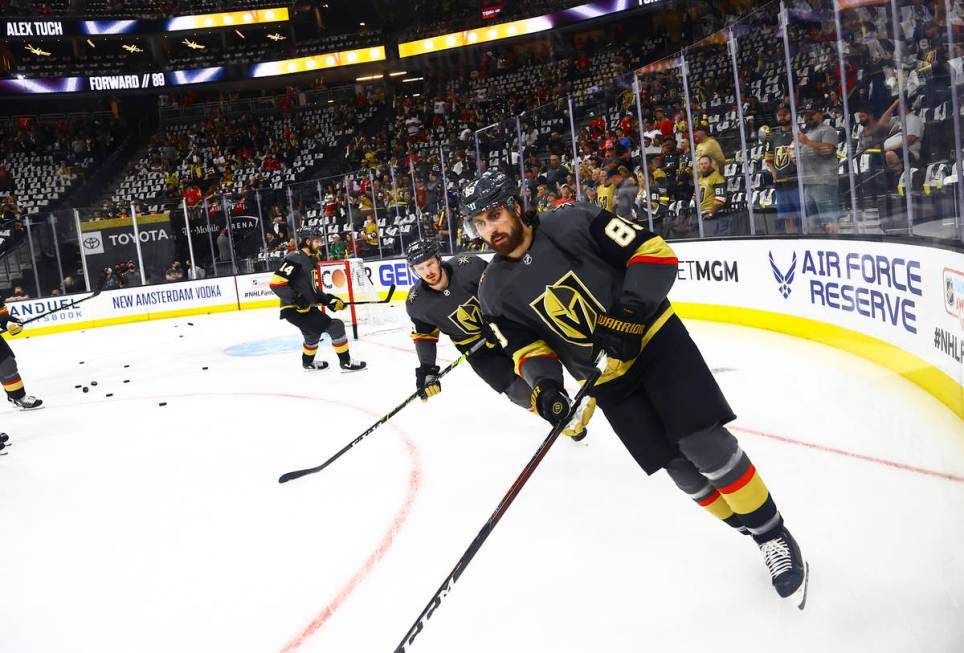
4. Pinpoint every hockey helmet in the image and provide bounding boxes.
[297,226,324,250]
[405,239,441,267]
[460,170,518,239]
